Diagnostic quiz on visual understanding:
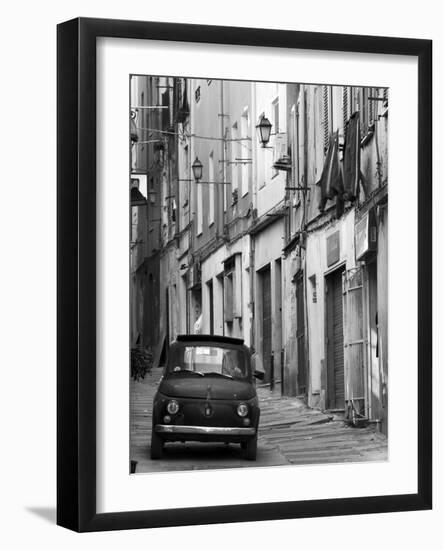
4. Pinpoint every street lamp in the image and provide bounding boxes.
[256,115,272,147]
[192,157,203,182]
